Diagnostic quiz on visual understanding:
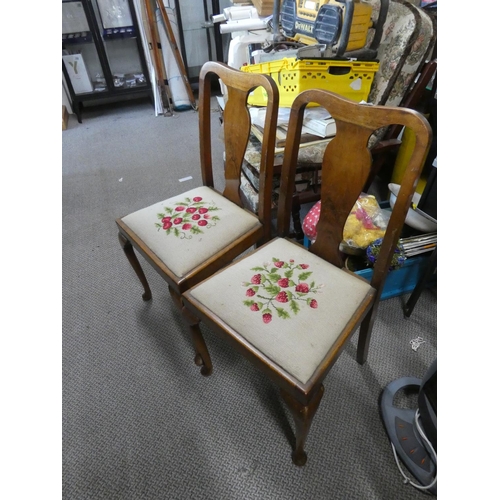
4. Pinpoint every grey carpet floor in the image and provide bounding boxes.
[62,97,437,500]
